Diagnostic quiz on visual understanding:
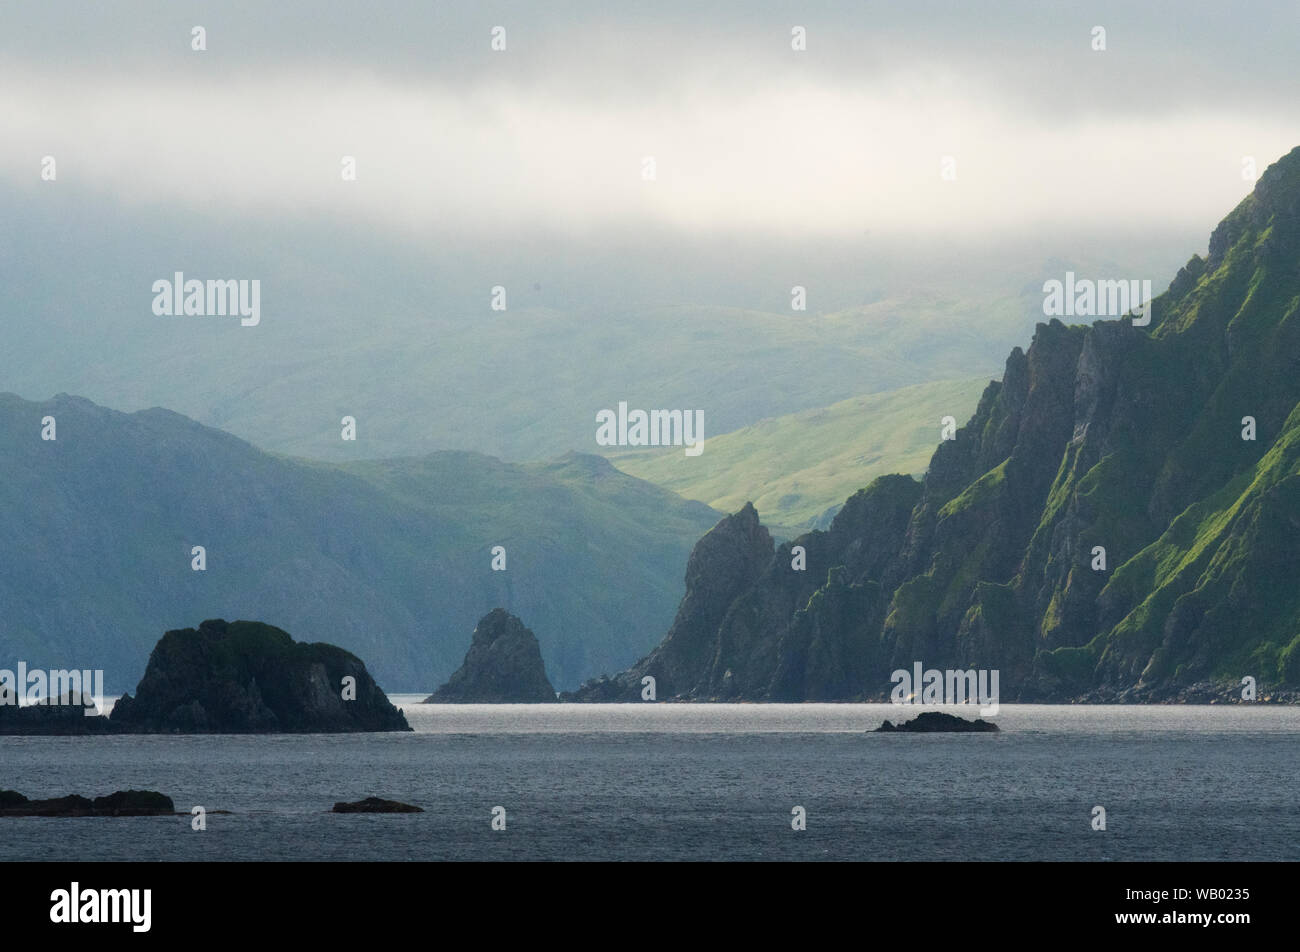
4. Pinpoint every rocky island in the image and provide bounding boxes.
[425,609,557,703]
[331,797,423,813]
[109,619,411,733]
[874,711,1000,733]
